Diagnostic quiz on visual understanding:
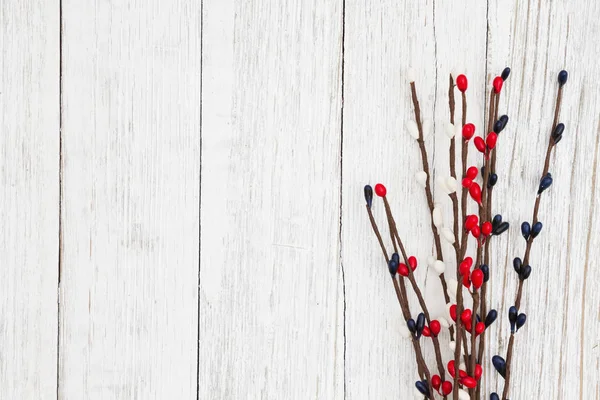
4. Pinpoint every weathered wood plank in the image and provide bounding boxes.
[58,1,201,398]
[0,1,59,397]
[198,1,344,399]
